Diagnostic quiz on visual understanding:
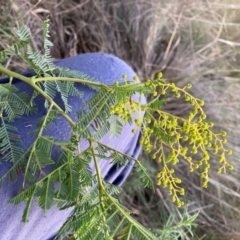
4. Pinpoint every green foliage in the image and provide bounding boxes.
[157,206,199,240]
[0,18,233,239]
[109,116,124,138]
[0,24,31,63]
[0,83,34,119]
[0,118,23,163]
